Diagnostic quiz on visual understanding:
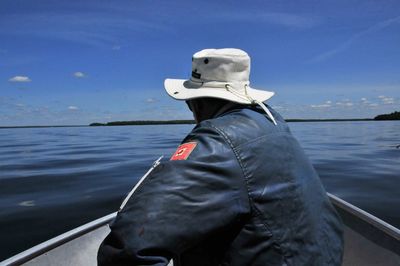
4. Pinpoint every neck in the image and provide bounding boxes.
[187,98,242,123]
